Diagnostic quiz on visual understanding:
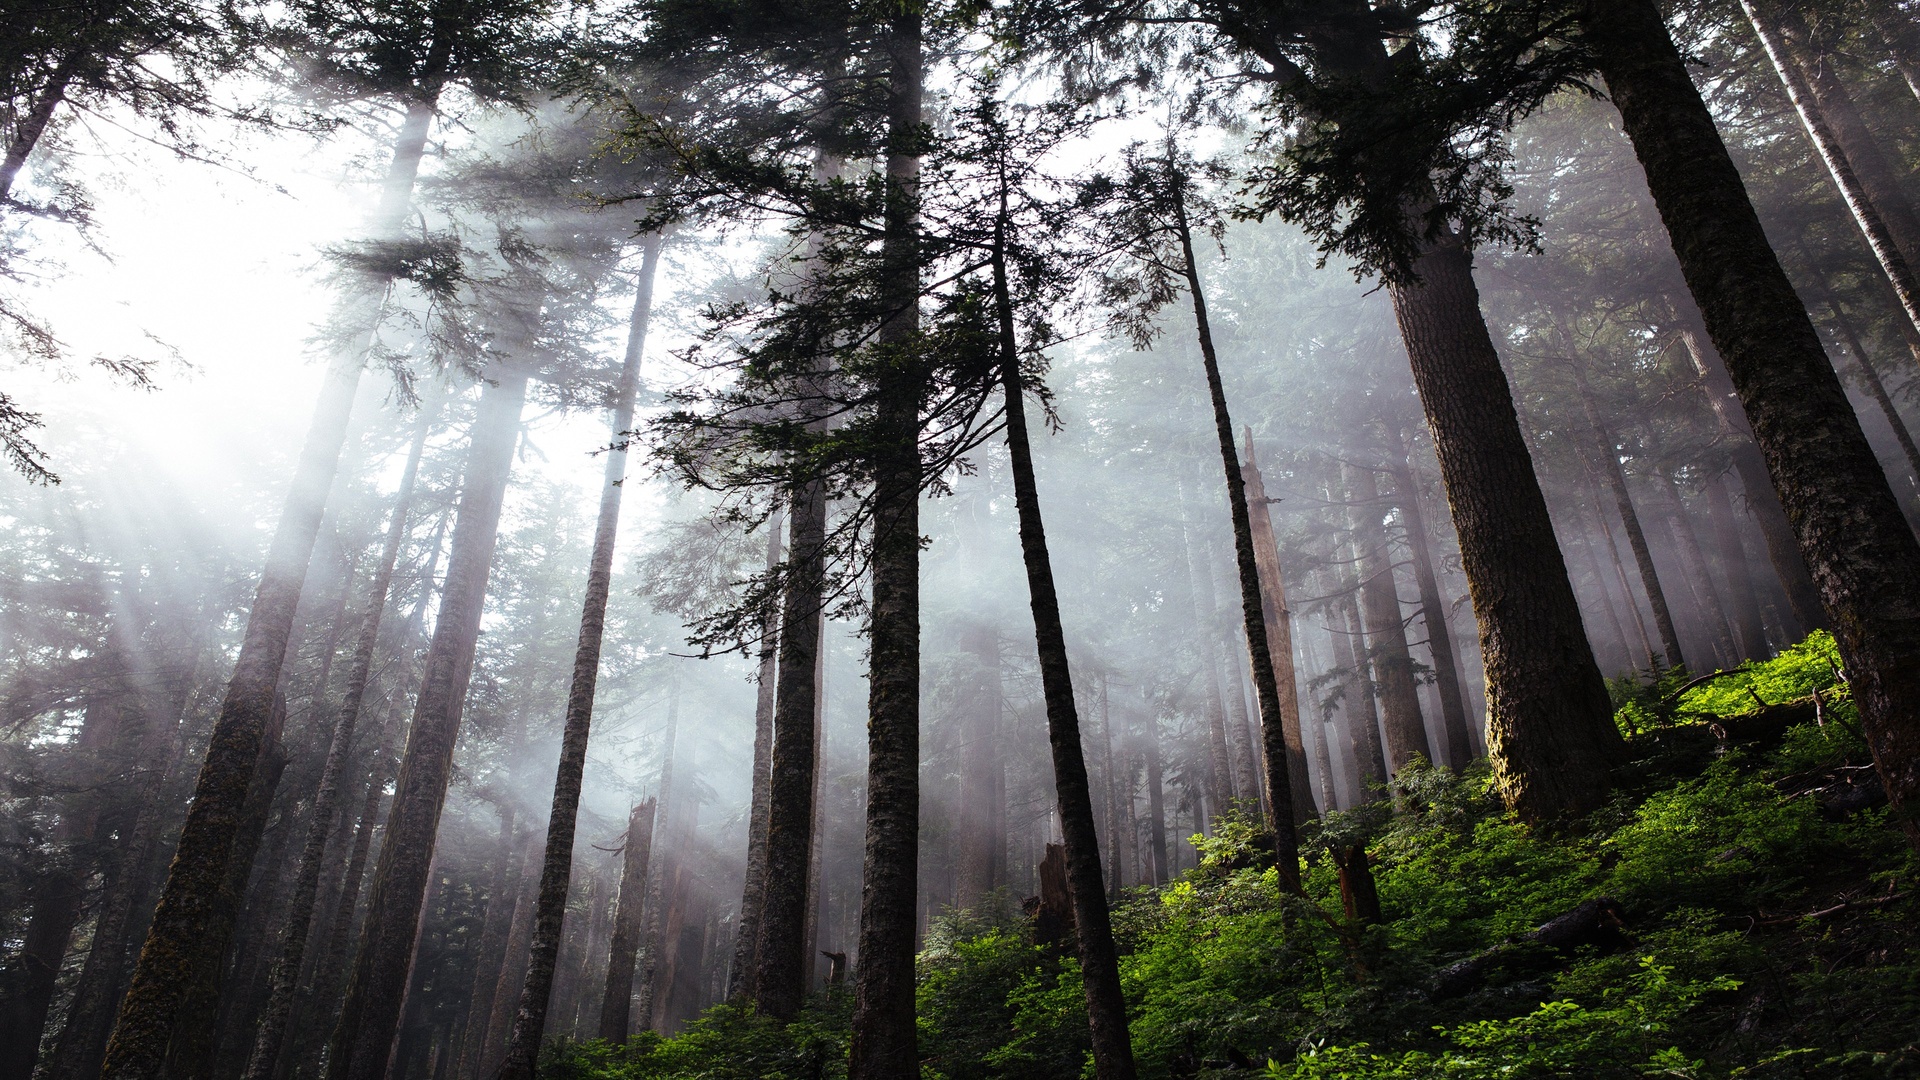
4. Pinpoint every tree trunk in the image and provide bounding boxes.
[955,624,1004,910]
[1168,189,1303,883]
[99,77,445,1080]
[1590,0,1920,845]
[1865,3,1920,104]
[1336,574,1389,795]
[991,227,1138,1078]
[1574,503,1637,671]
[597,799,656,1041]
[1574,359,1685,668]
[1380,426,1474,767]
[0,683,129,1077]
[478,839,540,1079]
[243,402,435,1080]
[1386,228,1622,819]
[1176,498,1238,815]
[325,361,530,1080]
[162,697,290,1080]
[1701,468,1773,657]
[1143,707,1168,885]
[753,440,829,1020]
[451,804,518,1078]
[1673,316,1826,630]
[728,506,784,1002]
[1743,0,1920,340]
[1655,467,1740,667]
[847,12,924,1077]
[1820,305,1920,500]
[1240,433,1316,819]
[1345,462,1433,775]
[0,47,80,201]
[494,233,661,1080]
